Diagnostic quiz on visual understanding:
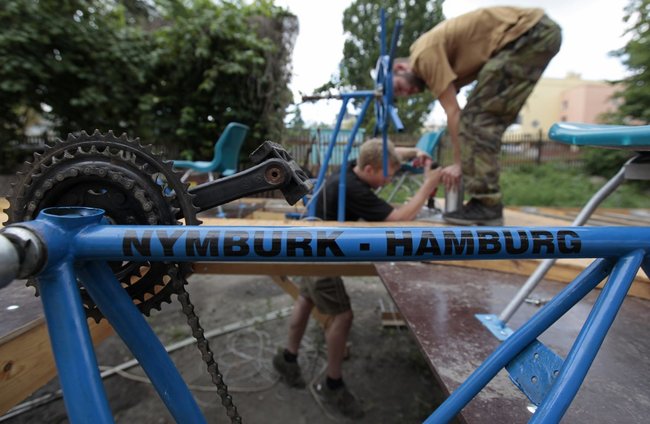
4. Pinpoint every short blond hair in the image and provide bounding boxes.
[358,138,401,170]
